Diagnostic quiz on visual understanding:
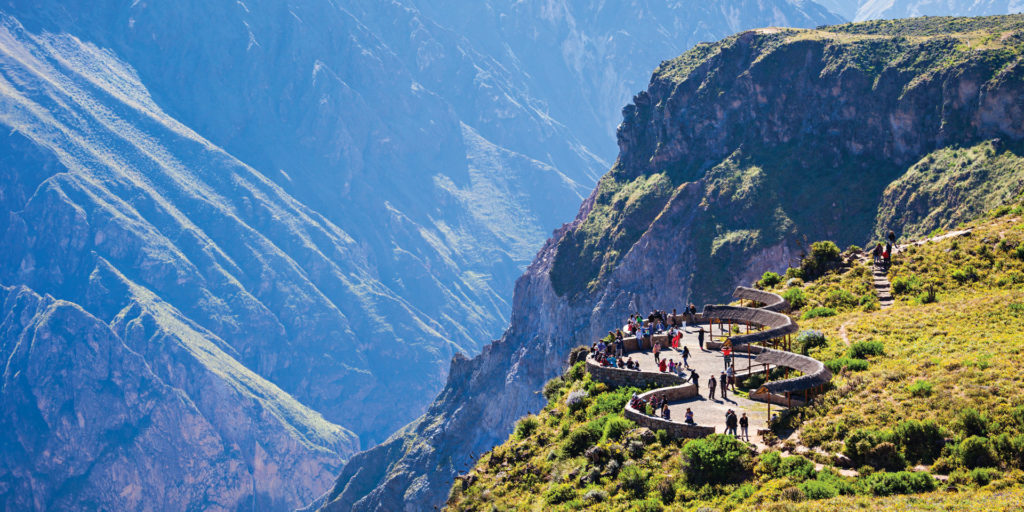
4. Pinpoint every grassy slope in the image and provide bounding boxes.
[446,204,1024,511]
